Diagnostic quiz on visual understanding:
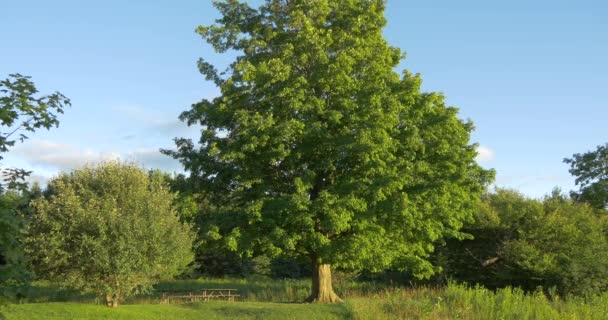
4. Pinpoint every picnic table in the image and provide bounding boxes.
[159,288,240,304]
